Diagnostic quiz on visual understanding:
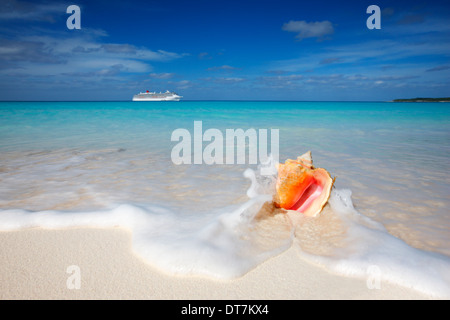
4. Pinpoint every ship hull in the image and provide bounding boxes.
[132,92,182,101]
[132,96,181,101]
